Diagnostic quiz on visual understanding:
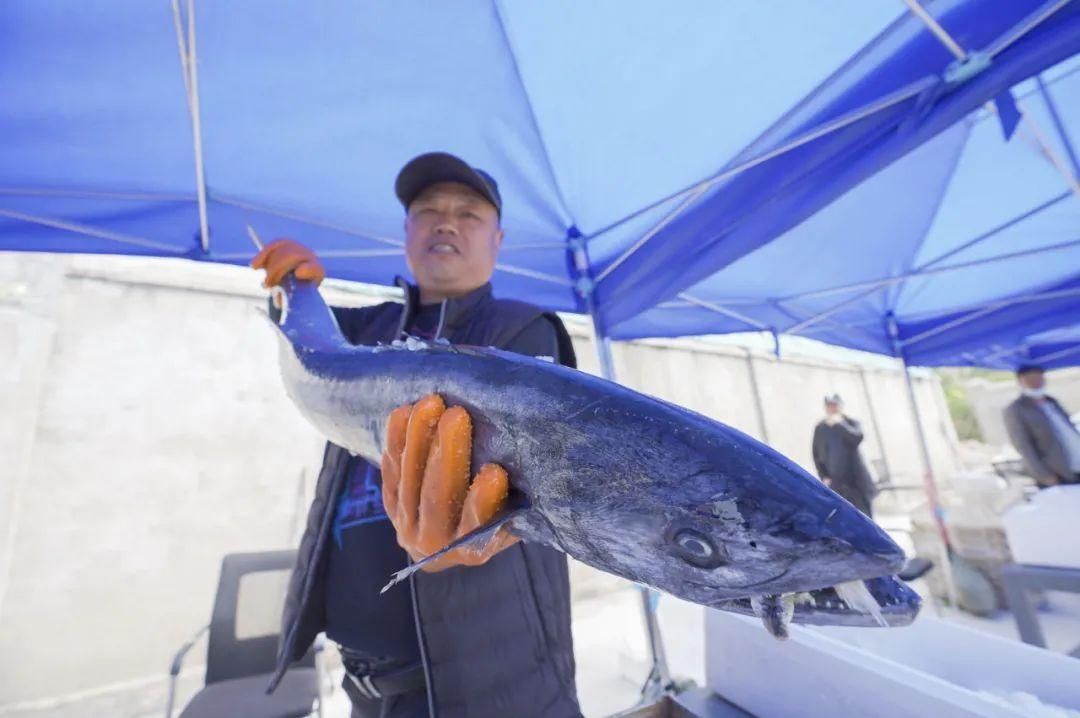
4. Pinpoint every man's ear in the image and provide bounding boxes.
[494,227,504,249]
